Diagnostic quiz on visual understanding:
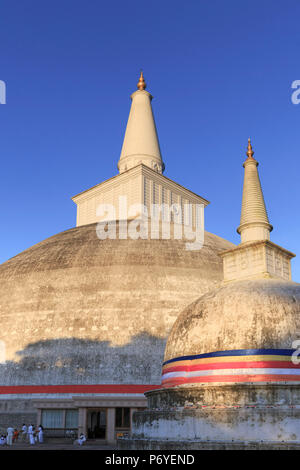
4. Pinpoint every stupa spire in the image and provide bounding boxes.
[246,137,255,160]
[237,138,273,244]
[117,72,165,174]
[220,138,295,283]
[137,70,146,90]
